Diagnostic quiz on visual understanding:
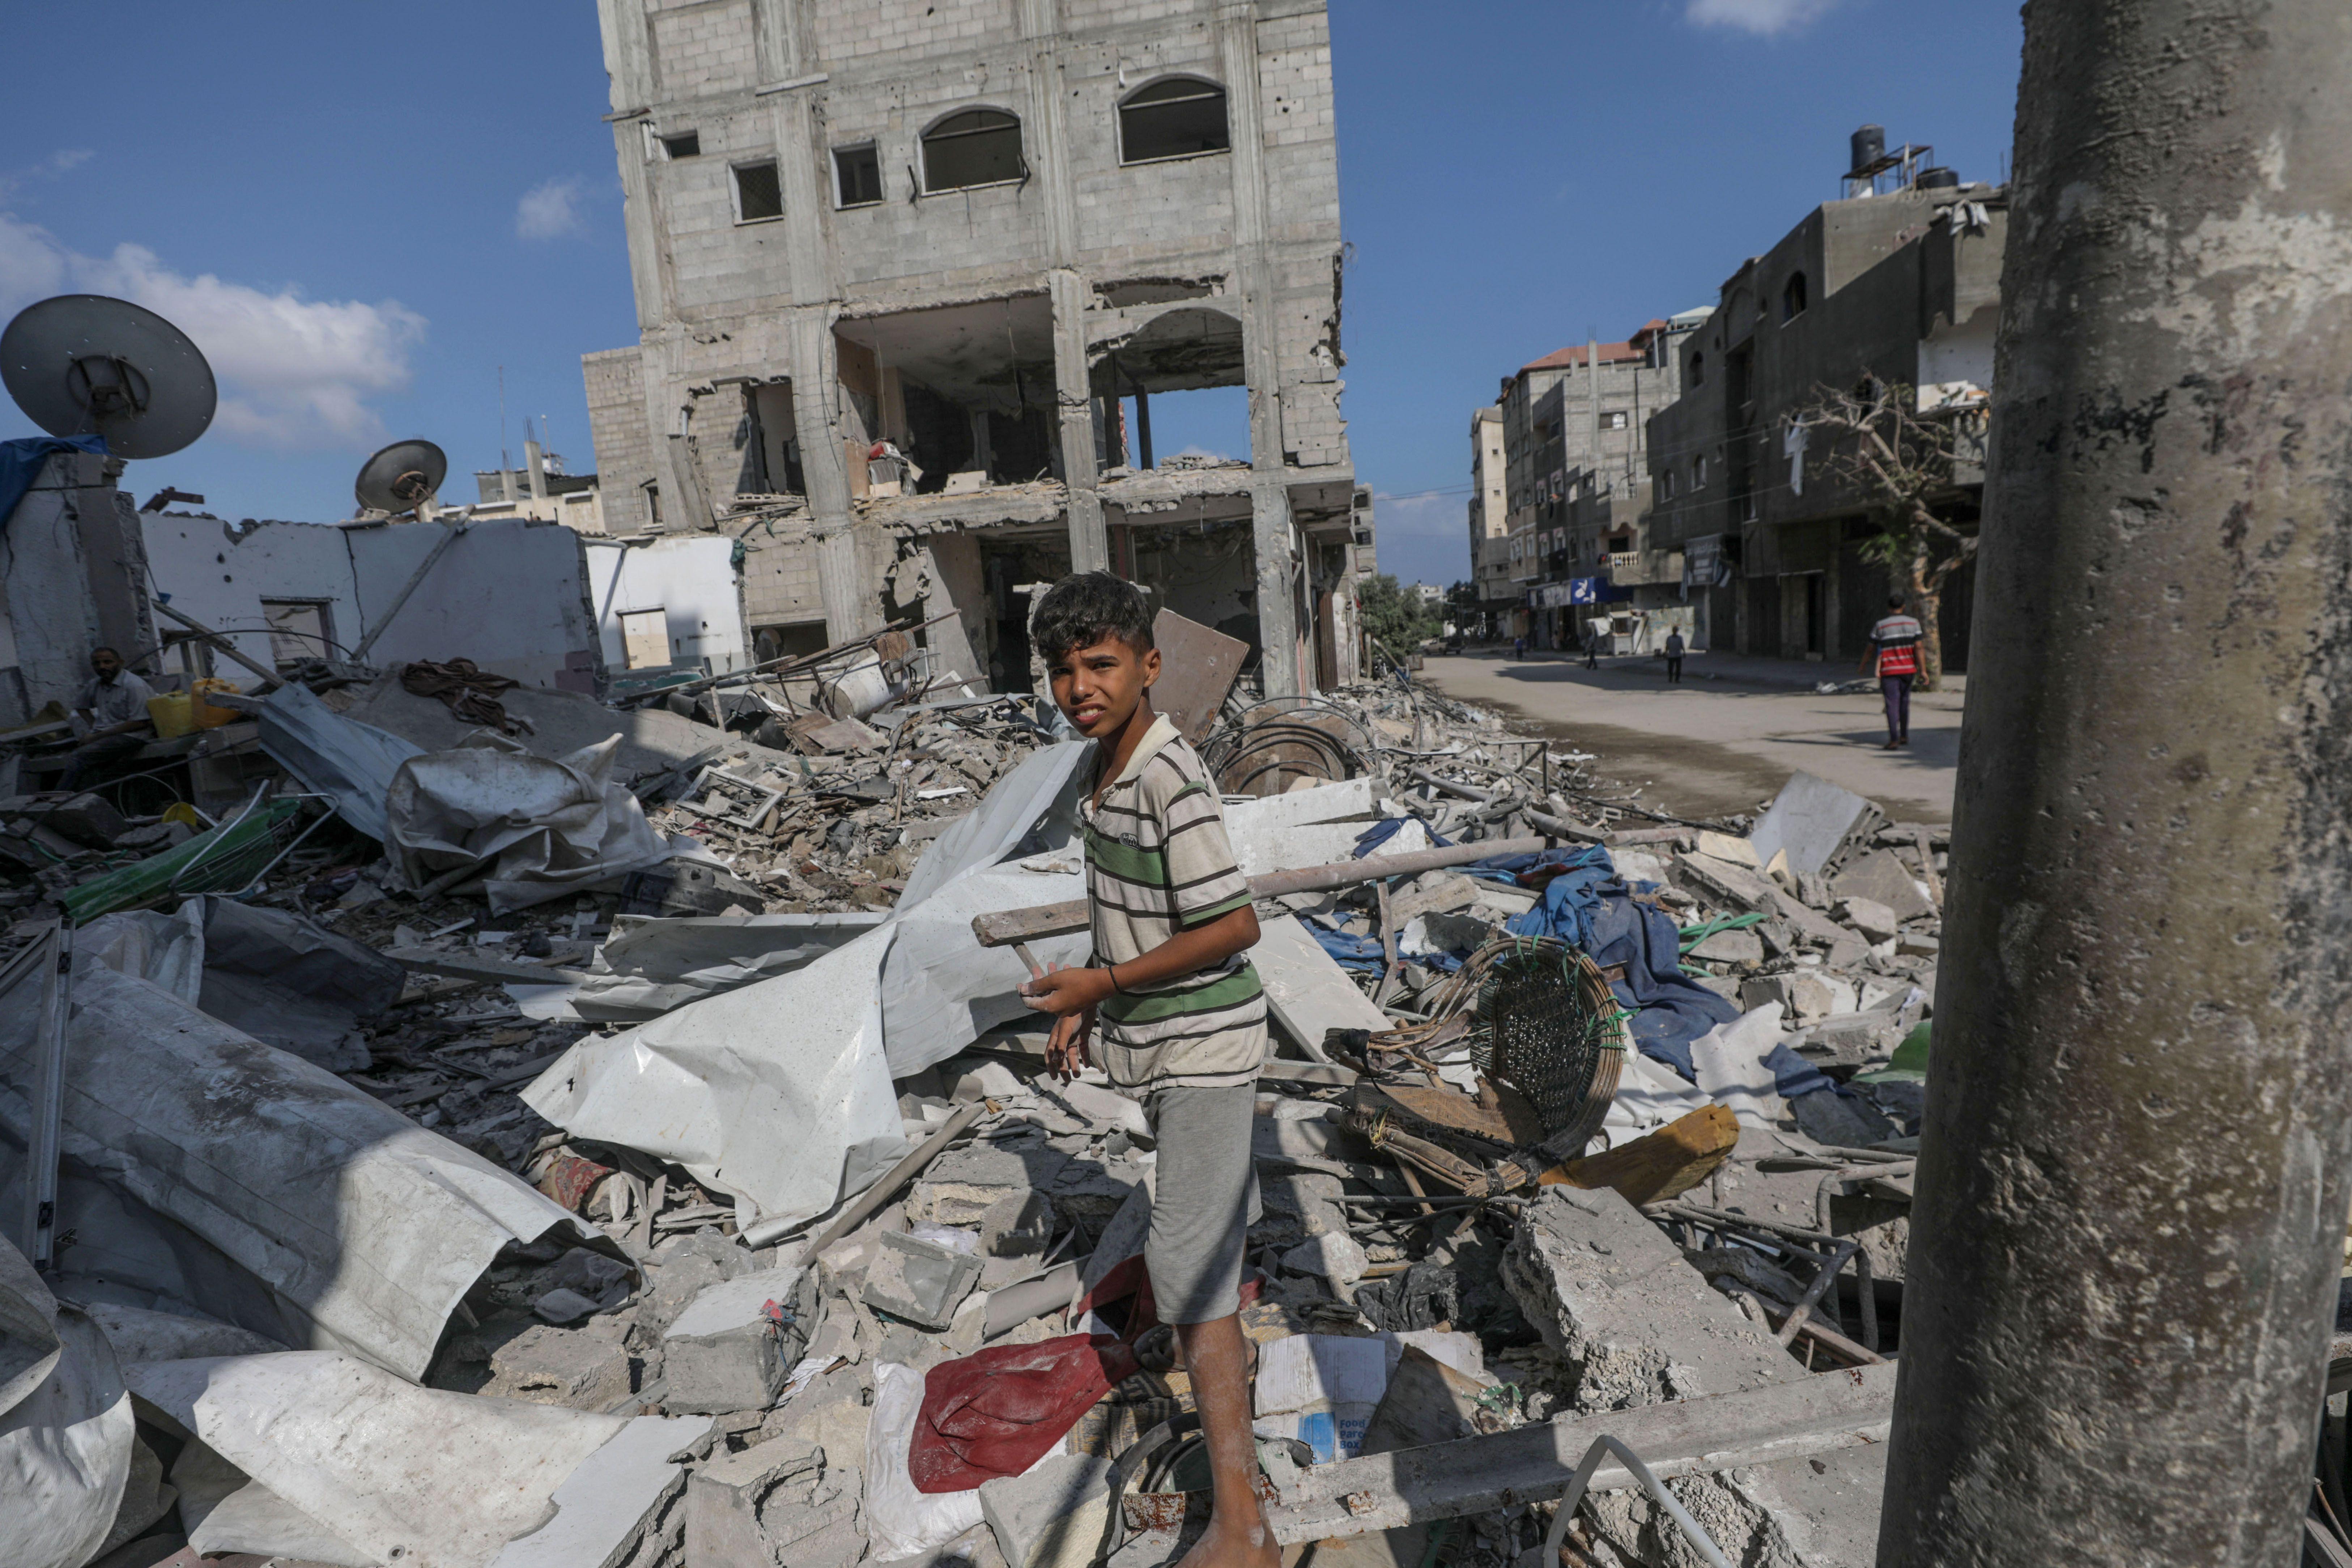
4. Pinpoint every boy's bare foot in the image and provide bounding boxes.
[1174,1510,1282,1568]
